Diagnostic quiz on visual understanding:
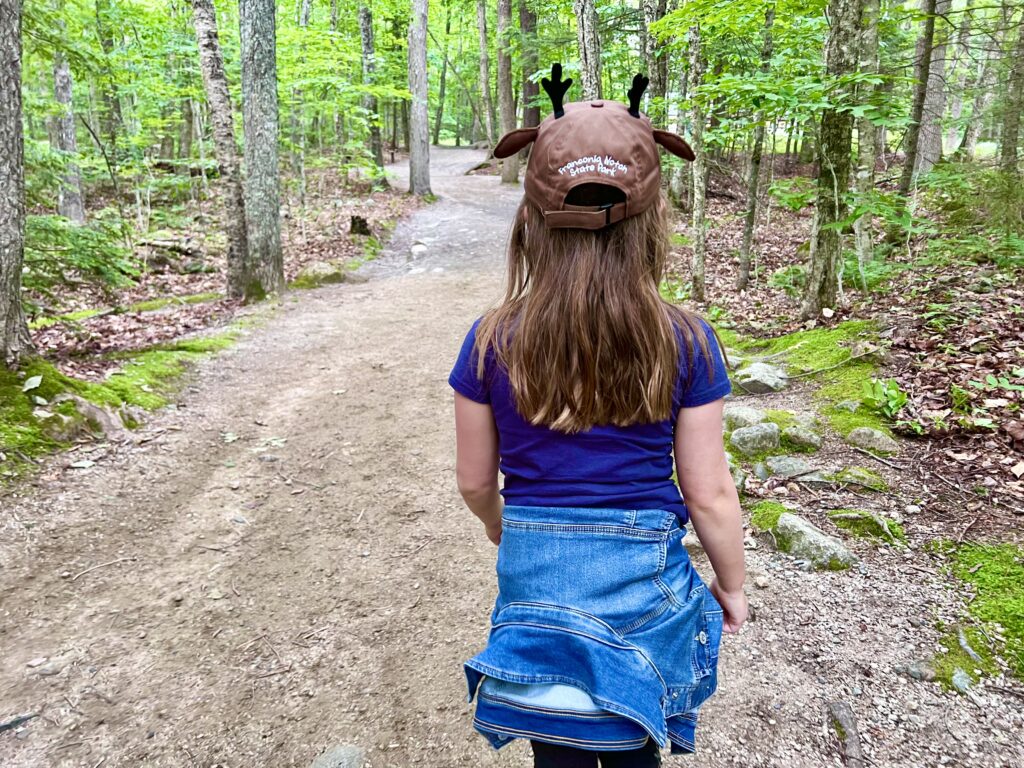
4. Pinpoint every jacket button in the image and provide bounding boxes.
[671,691,679,699]
[698,630,708,645]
